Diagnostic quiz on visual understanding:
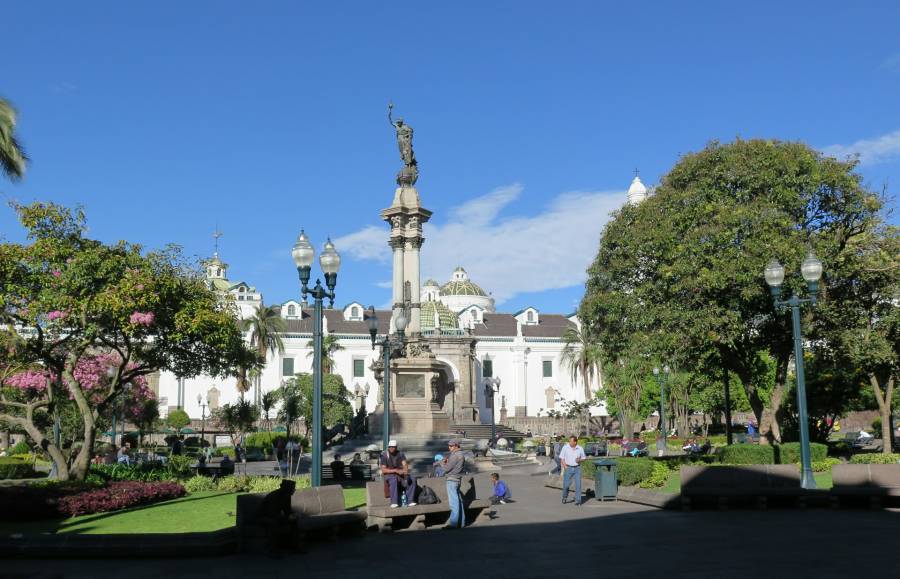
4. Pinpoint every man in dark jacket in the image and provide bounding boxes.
[441,439,467,529]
